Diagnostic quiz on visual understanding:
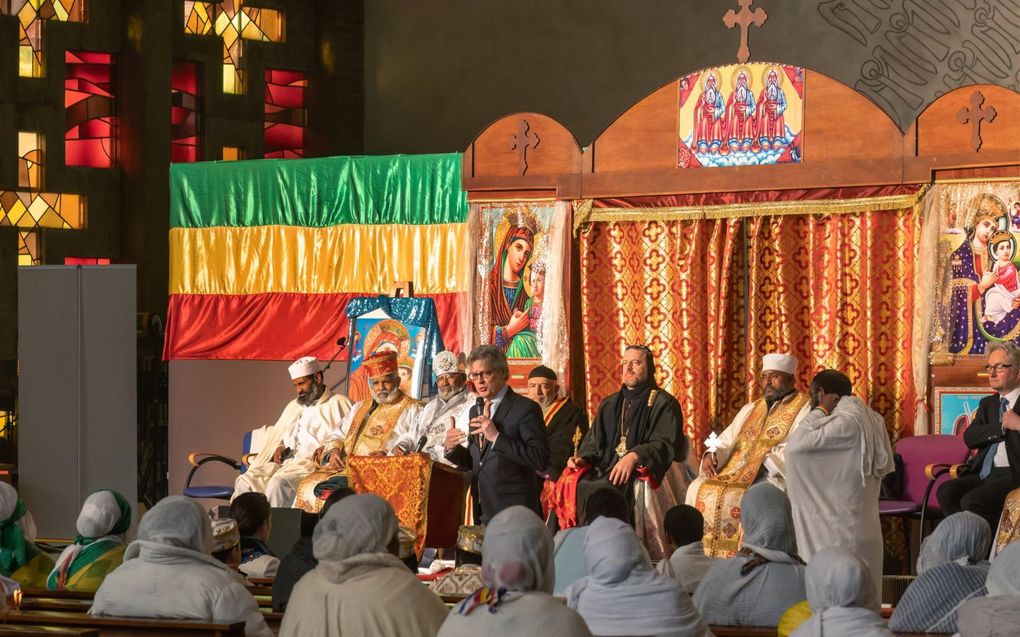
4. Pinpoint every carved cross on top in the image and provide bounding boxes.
[509,119,541,176]
[956,90,997,153]
[723,0,768,64]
